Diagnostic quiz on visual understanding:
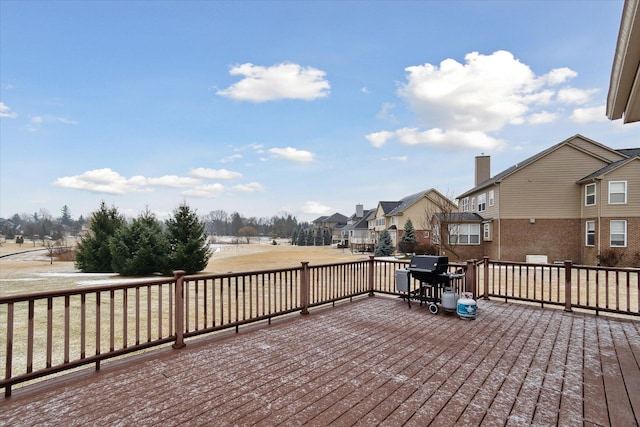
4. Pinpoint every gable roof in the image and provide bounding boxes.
[457,134,628,199]
[577,155,640,182]
[378,201,402,215]
[385,188,457,216]
[312,212,348,225]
